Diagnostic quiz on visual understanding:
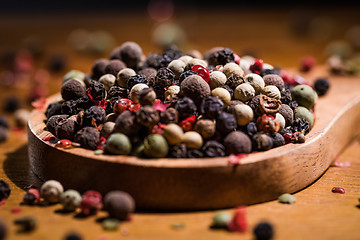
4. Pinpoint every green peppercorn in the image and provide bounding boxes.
[291,84,316,109]
[294,106,314,129]
[278,193,296,204]
[102,218,120,231]
[60,189,82,212]
[106,133,132,155]
[143,134,169,158]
